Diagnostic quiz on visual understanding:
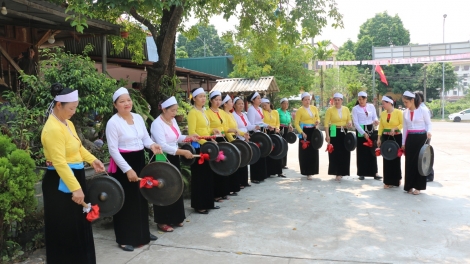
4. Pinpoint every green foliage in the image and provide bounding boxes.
[230,43,314,105]
[0,135,41,260]
[1,47,121,164]
[357,11,410,52]
[427,95,470,117]
[416,63,457,99]
[176,23,232,58]
[311,40,335,108]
